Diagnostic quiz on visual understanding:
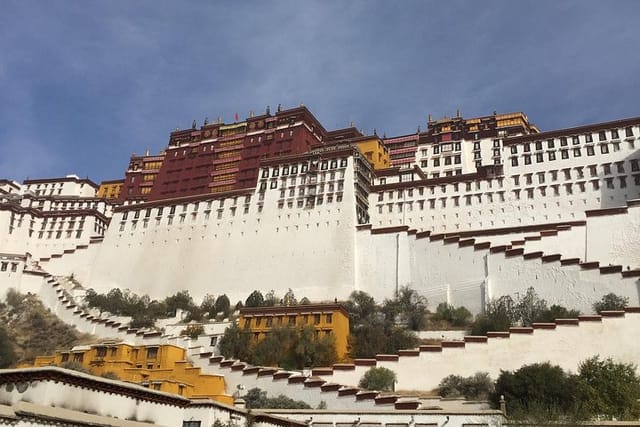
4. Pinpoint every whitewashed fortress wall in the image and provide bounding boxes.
[88,147,370,303]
